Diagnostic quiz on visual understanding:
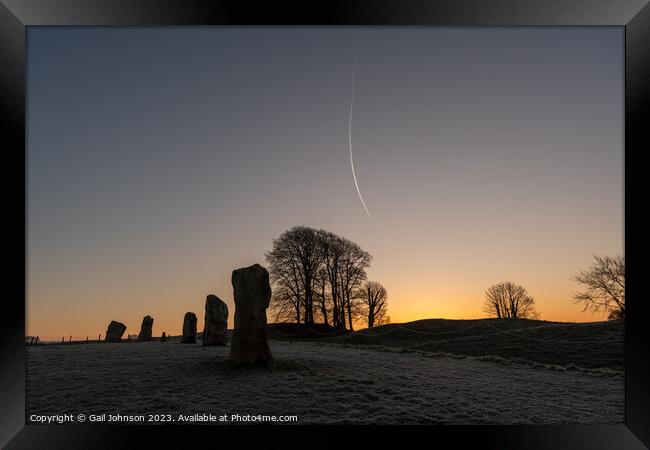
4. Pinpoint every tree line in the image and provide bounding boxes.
[266,226,388,331]
[482,255,625,321]
[267,227,623,326]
